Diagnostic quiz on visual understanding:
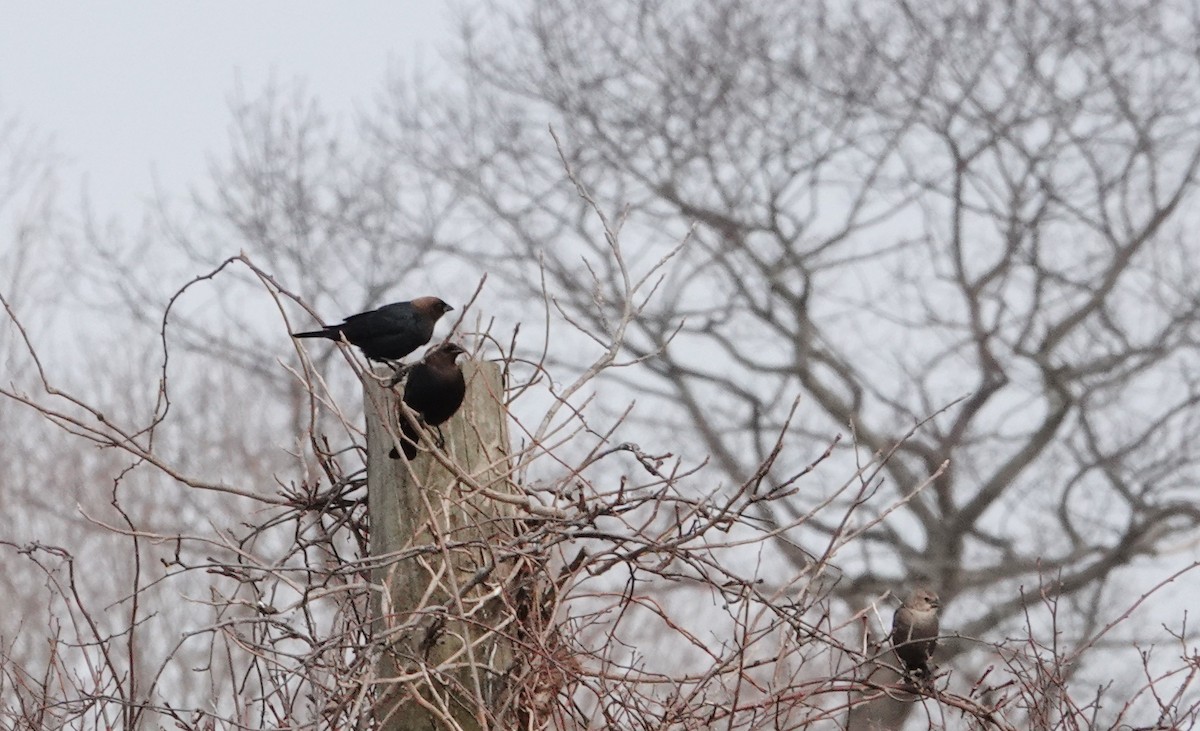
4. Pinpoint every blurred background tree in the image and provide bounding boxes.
[369,0,1200,724]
